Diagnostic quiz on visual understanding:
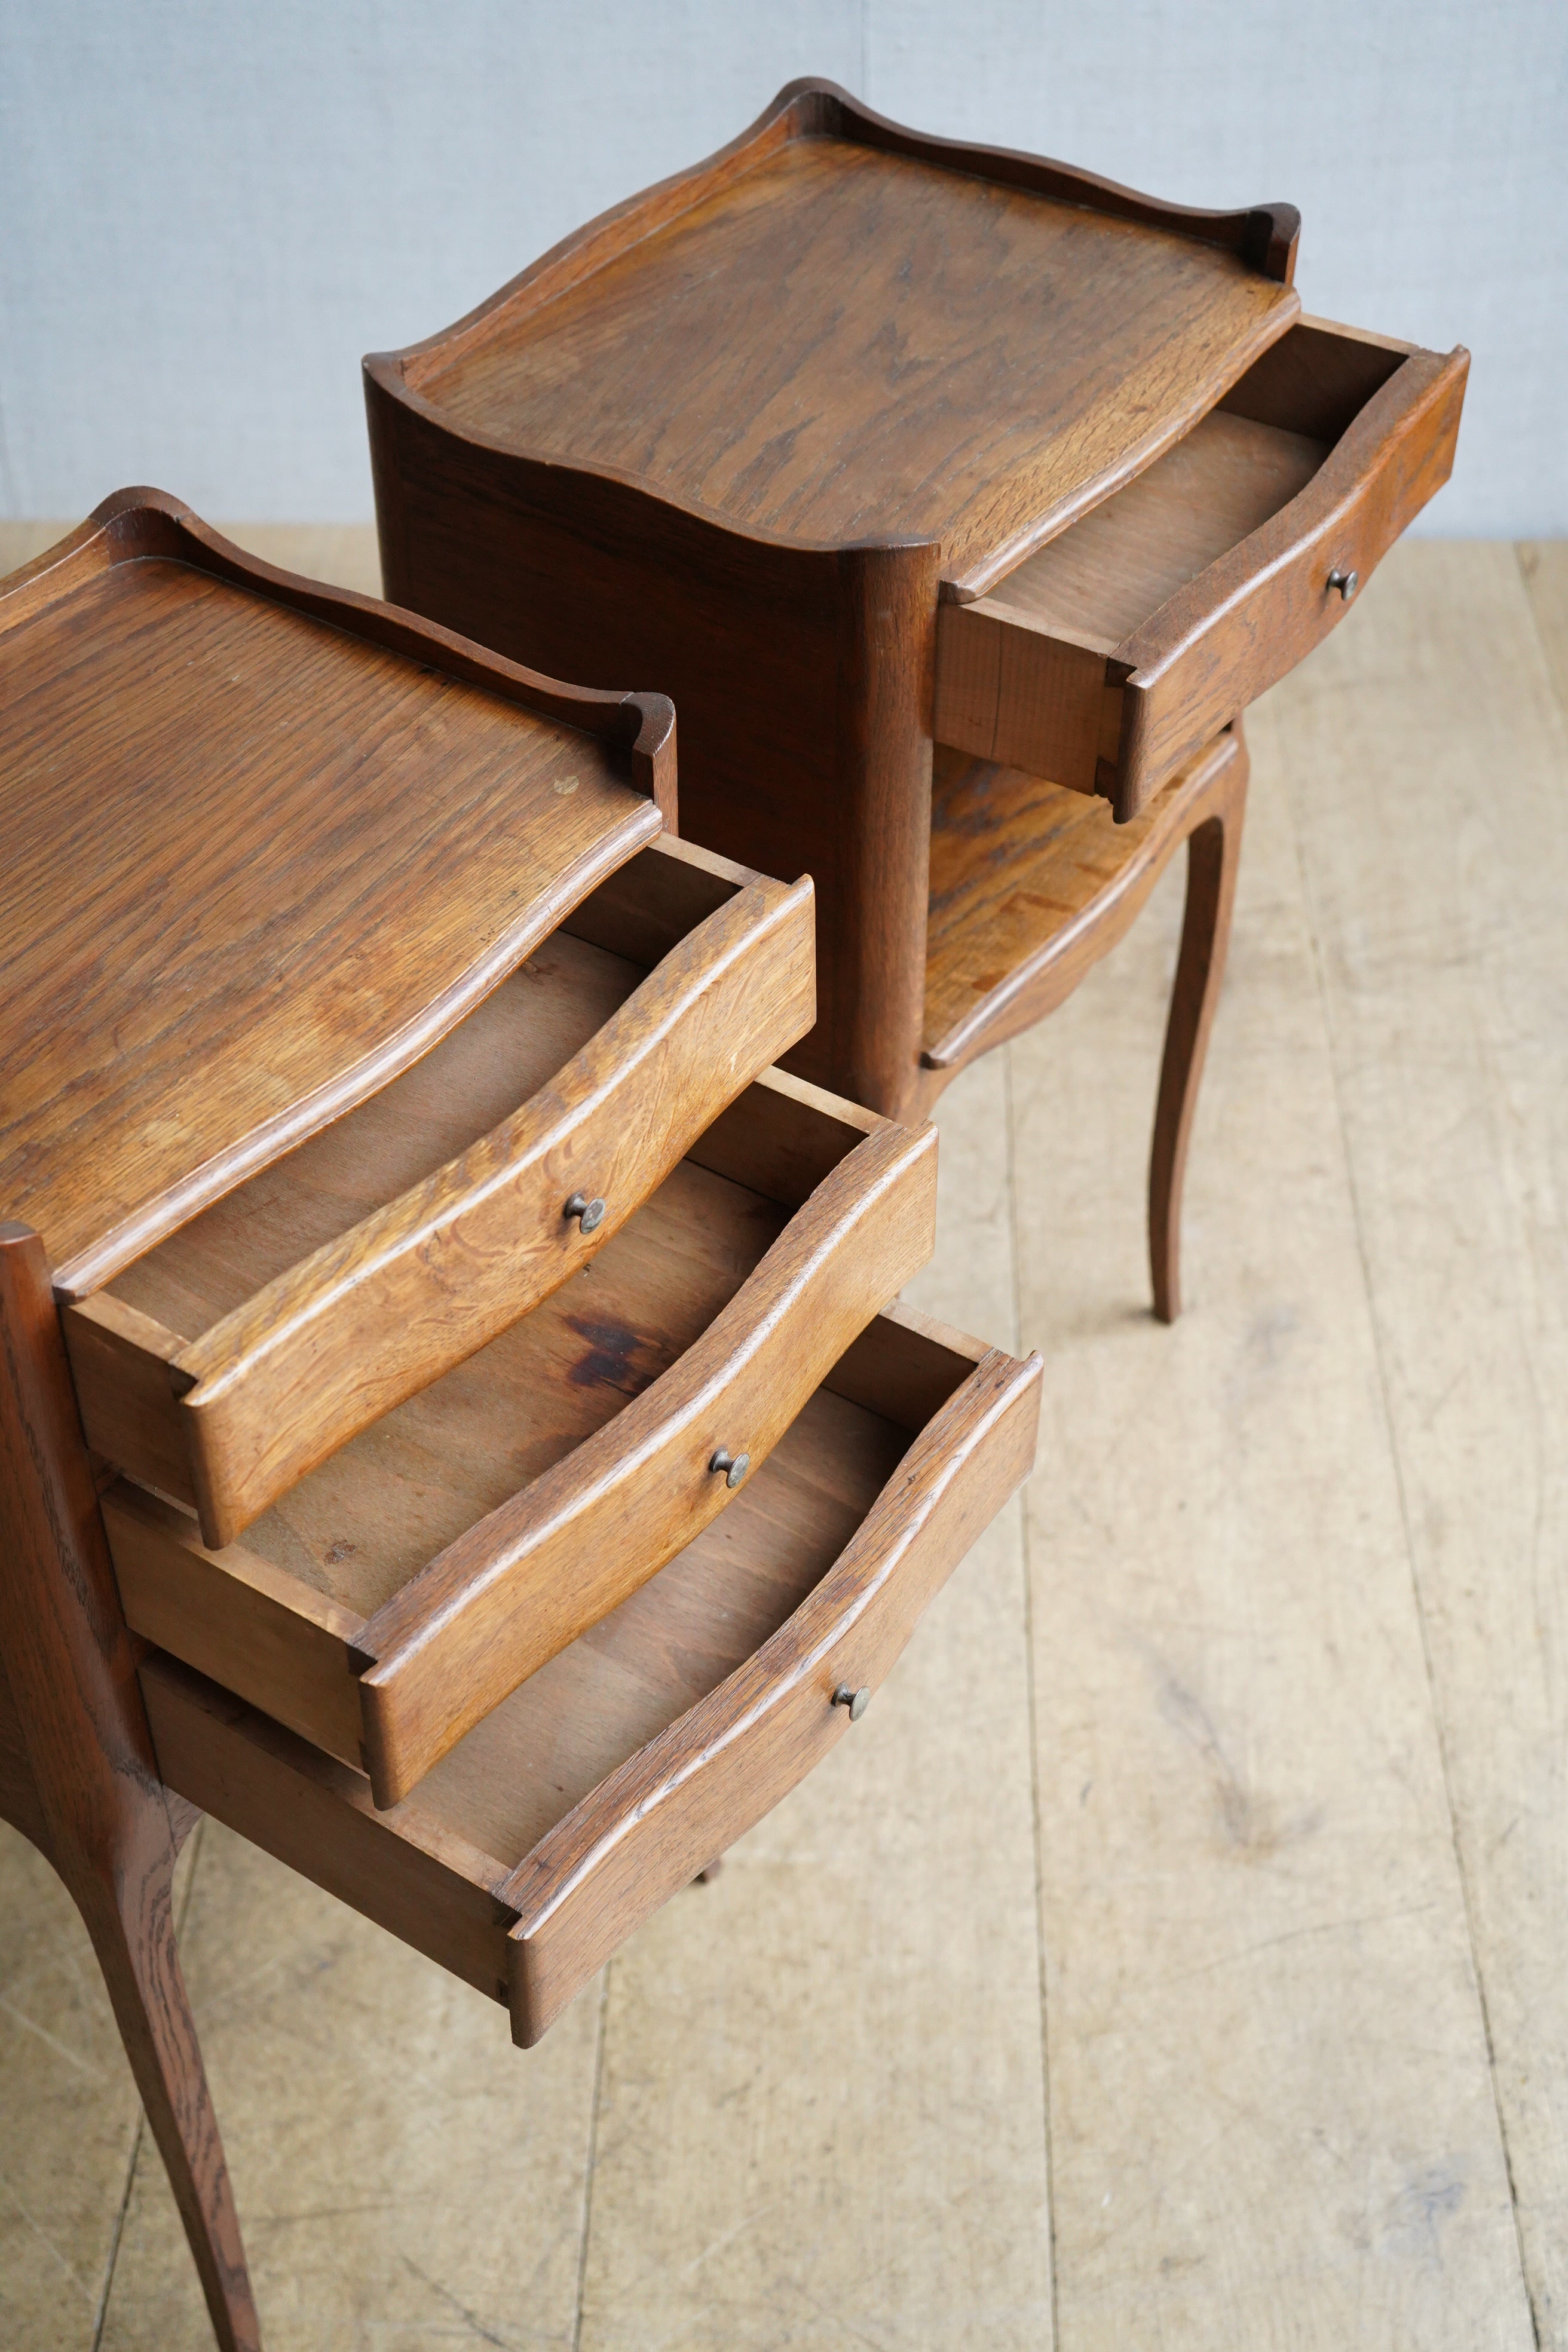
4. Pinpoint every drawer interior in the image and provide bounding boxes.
[65,837,815,1551]
[98,862,927,1799]
[106,929,643,1356]
[982,318,1407,647]
[144,1141,792,1627]
[140,1291,1002,2033]
[390,1377,906,1869]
